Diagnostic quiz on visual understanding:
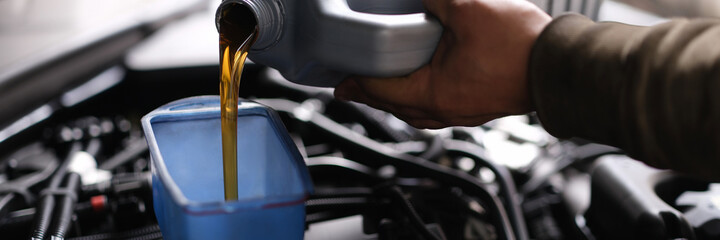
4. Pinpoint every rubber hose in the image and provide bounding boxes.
[444,139,529,240]
[50,173,81,240]
[256,99,516,240]
[384,186,445,240]
[31,143,81,240]
[66,225,161,240]
[30,196,54,240]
